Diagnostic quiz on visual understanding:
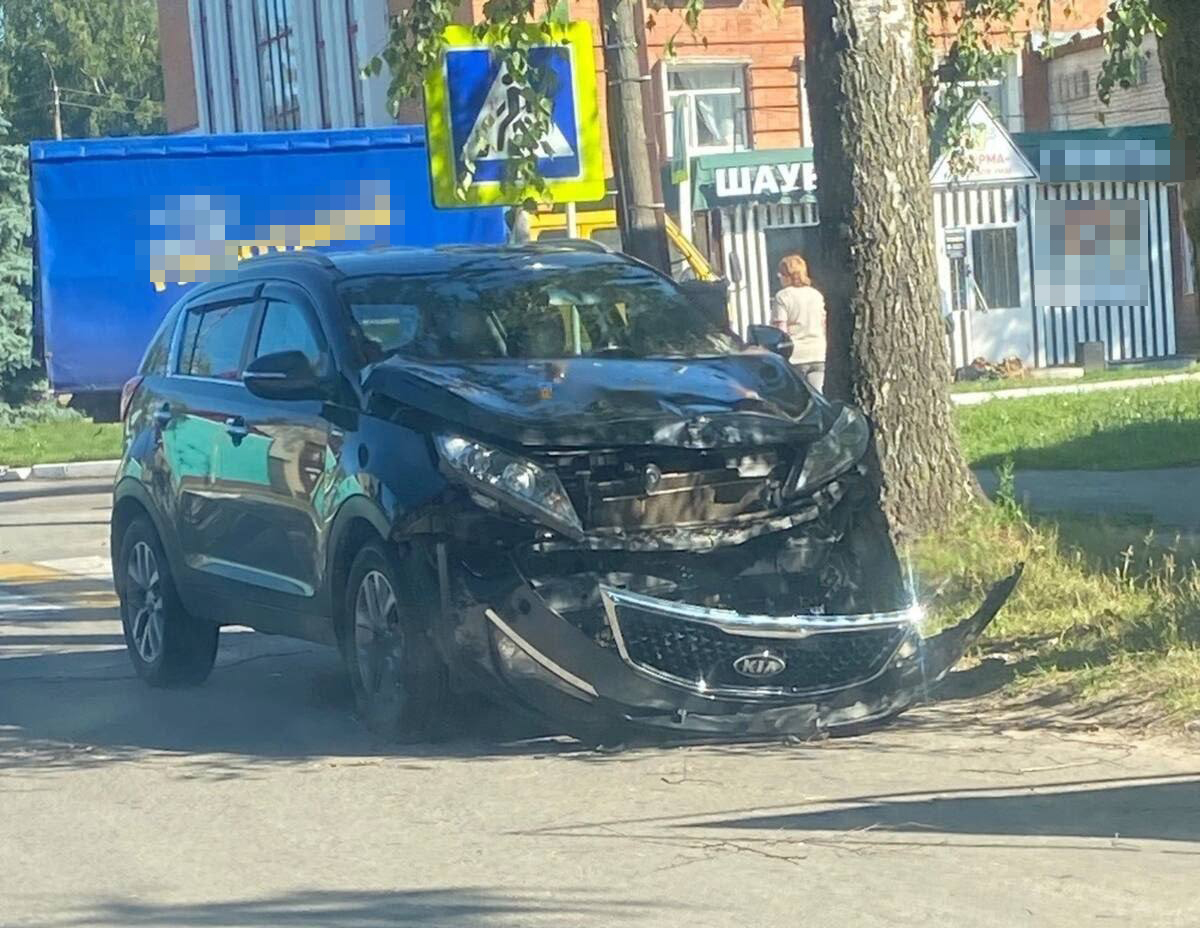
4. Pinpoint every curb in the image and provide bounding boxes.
[0,459,120,482]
